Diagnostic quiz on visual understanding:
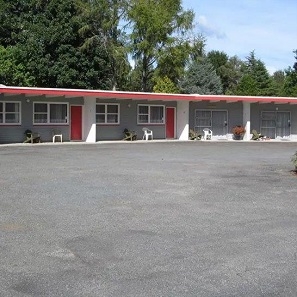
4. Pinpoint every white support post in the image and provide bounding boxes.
[243,101,251,141]
[176,101,189,140]
[83,97,97,143]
